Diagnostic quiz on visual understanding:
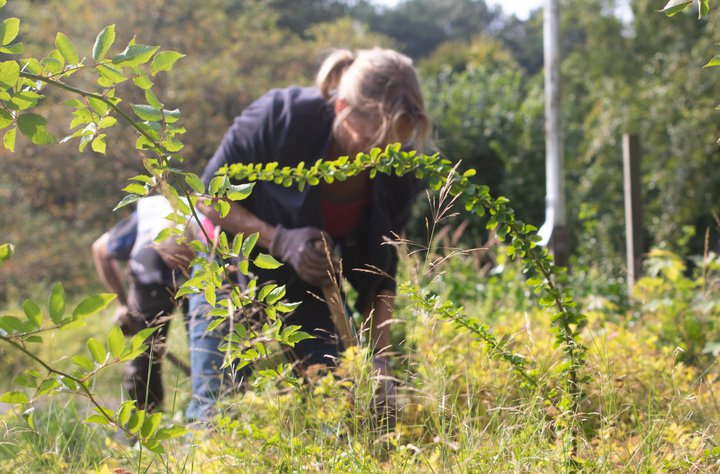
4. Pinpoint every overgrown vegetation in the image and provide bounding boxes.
[1,0,720,471]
